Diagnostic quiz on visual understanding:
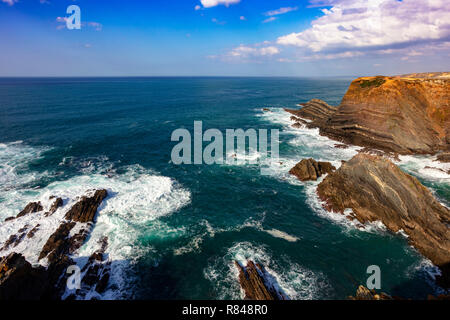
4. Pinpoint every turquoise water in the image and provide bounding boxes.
[0,77,448,299]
